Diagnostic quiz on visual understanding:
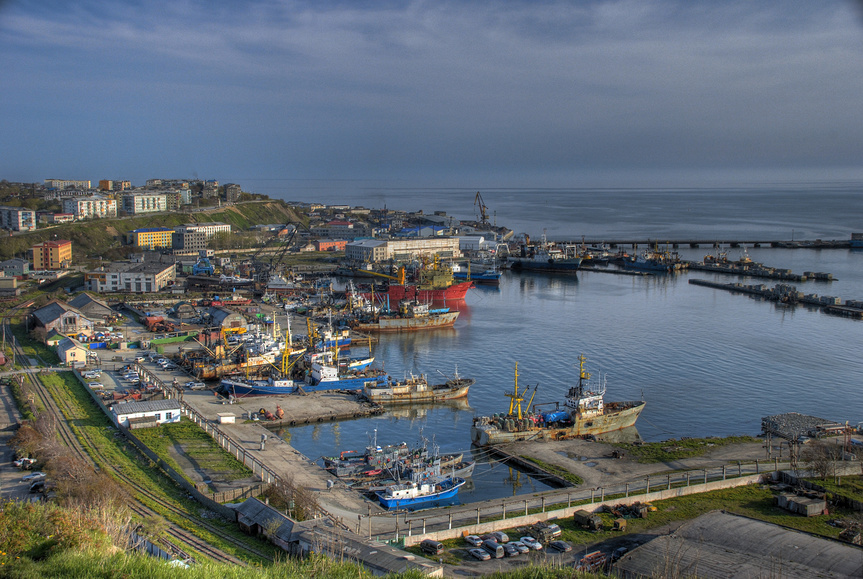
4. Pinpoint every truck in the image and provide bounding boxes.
[573,509,603,531]
[528,521,561,542]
